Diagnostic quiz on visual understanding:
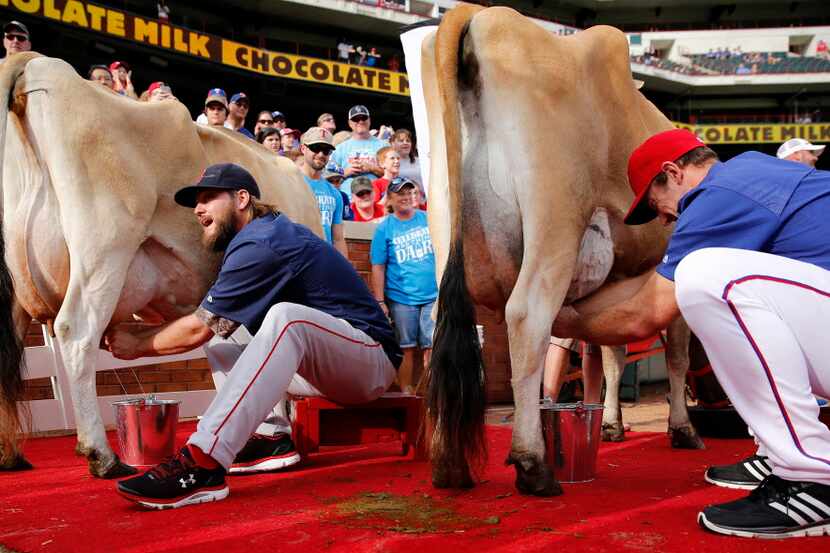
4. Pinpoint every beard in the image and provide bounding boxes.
[202,213,238,252]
